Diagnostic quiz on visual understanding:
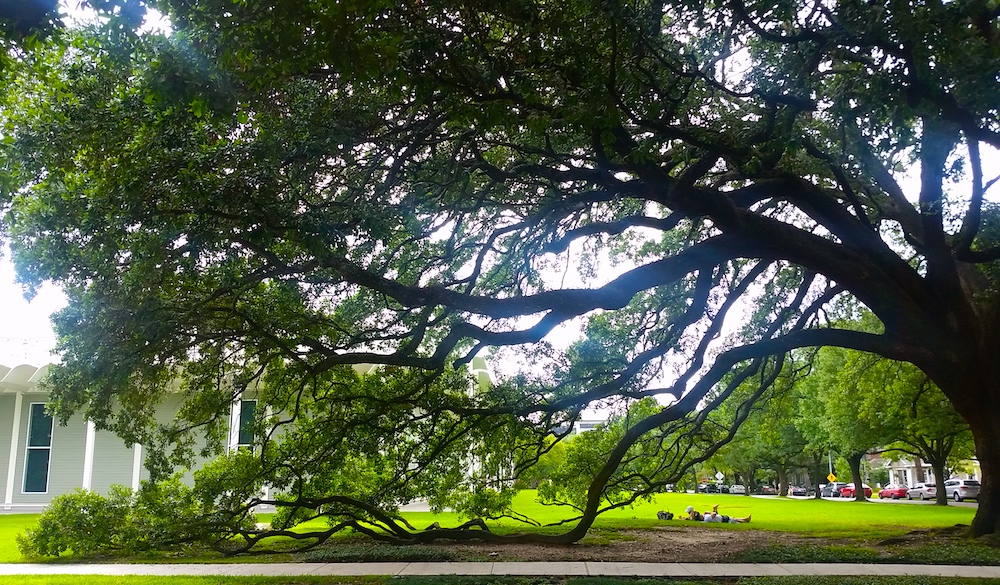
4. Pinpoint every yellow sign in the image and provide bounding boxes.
[827,473,837,483]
